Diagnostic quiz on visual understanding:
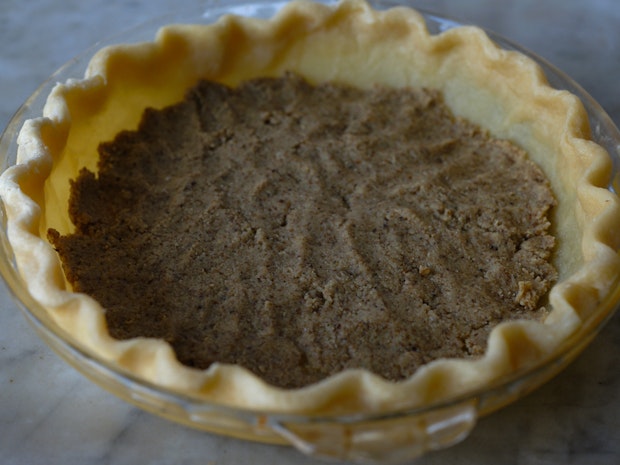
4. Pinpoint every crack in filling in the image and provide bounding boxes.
[48,73,557,388]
